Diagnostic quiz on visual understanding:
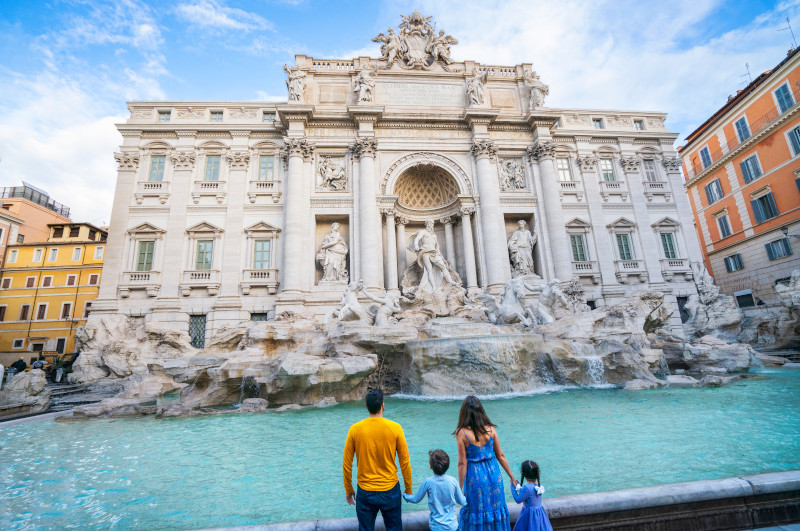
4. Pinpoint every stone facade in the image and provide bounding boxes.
[91,13,703,345]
